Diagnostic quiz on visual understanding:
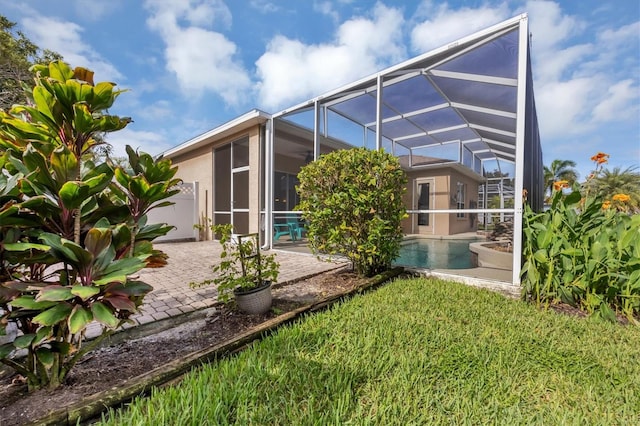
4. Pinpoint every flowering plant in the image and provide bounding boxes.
[521,153,639,323]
